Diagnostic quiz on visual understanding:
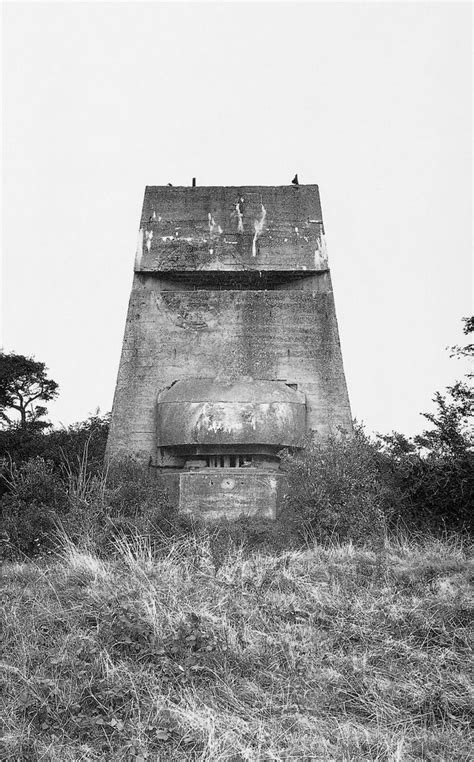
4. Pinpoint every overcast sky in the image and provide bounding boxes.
[2,1,472,437]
